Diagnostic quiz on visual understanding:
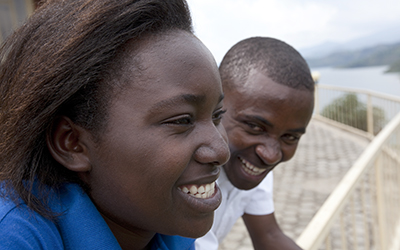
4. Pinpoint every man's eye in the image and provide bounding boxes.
[212,109,226,125]
[245,122,263,132]
[282,134,301,144]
